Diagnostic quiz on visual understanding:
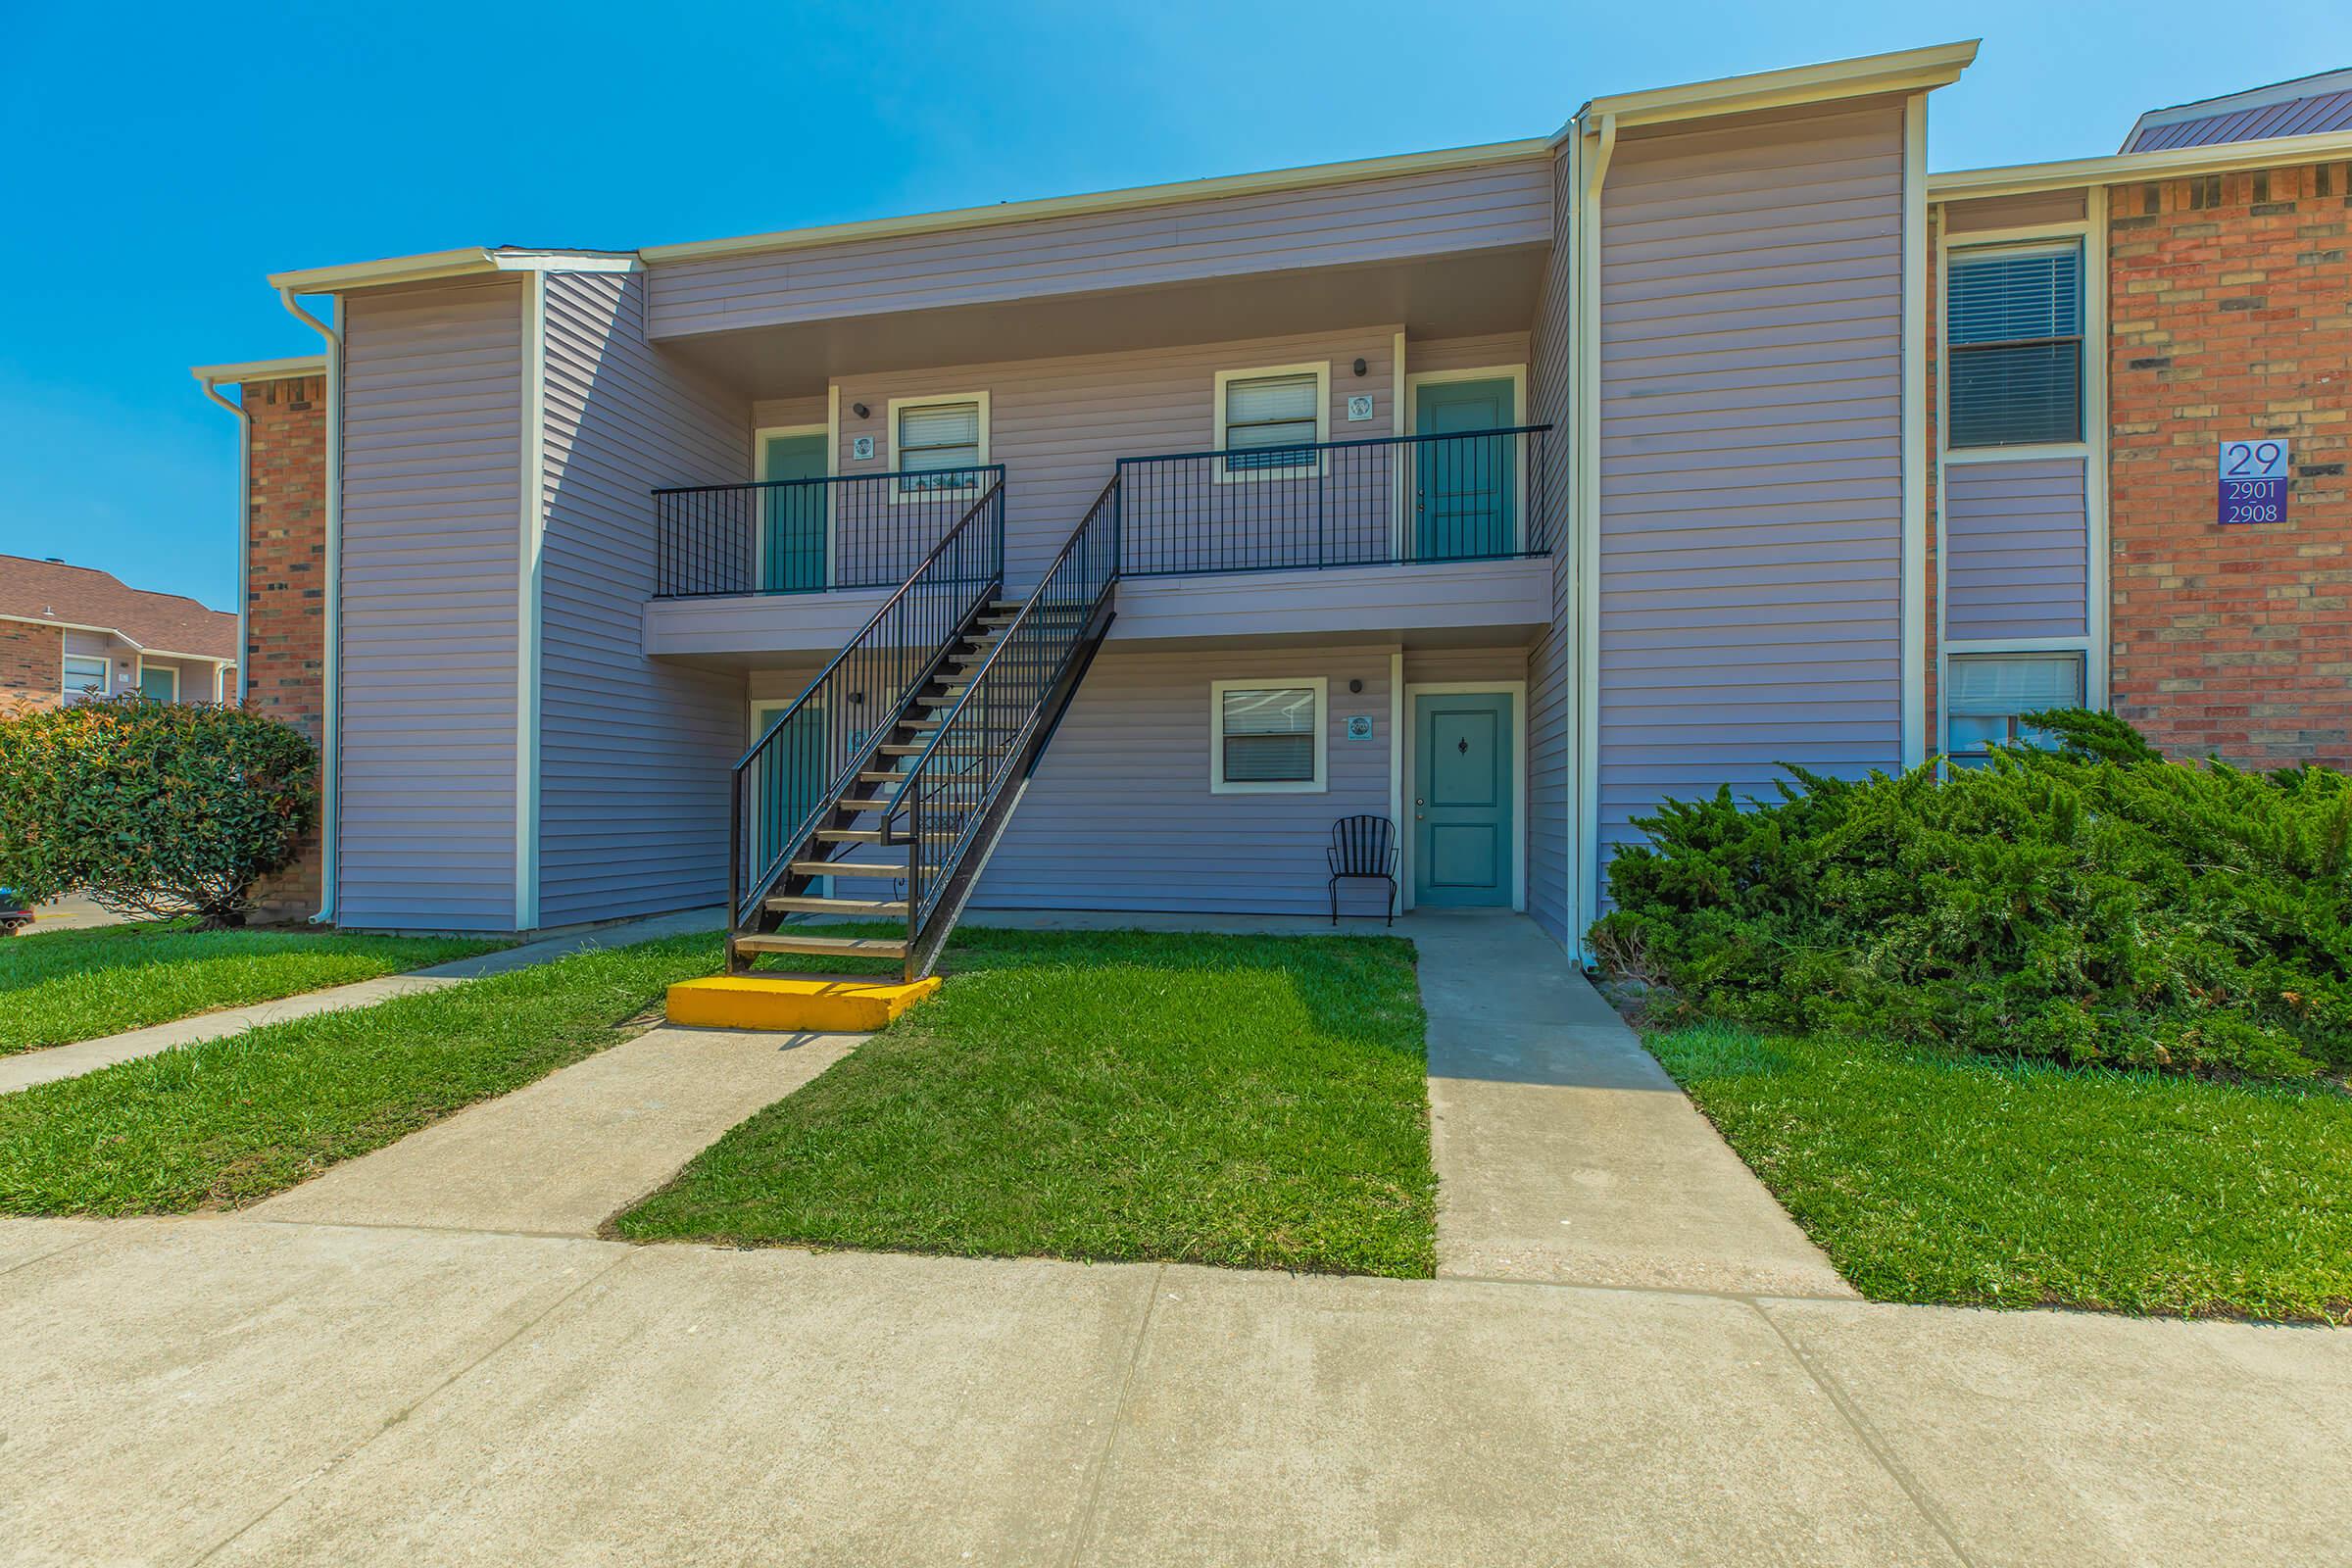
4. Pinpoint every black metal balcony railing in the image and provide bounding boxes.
[1115,424,1550,577]
[656,466,1005,599]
